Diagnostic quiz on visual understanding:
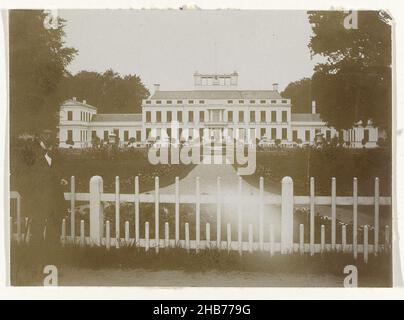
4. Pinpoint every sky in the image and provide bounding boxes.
[59,10,323,92]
